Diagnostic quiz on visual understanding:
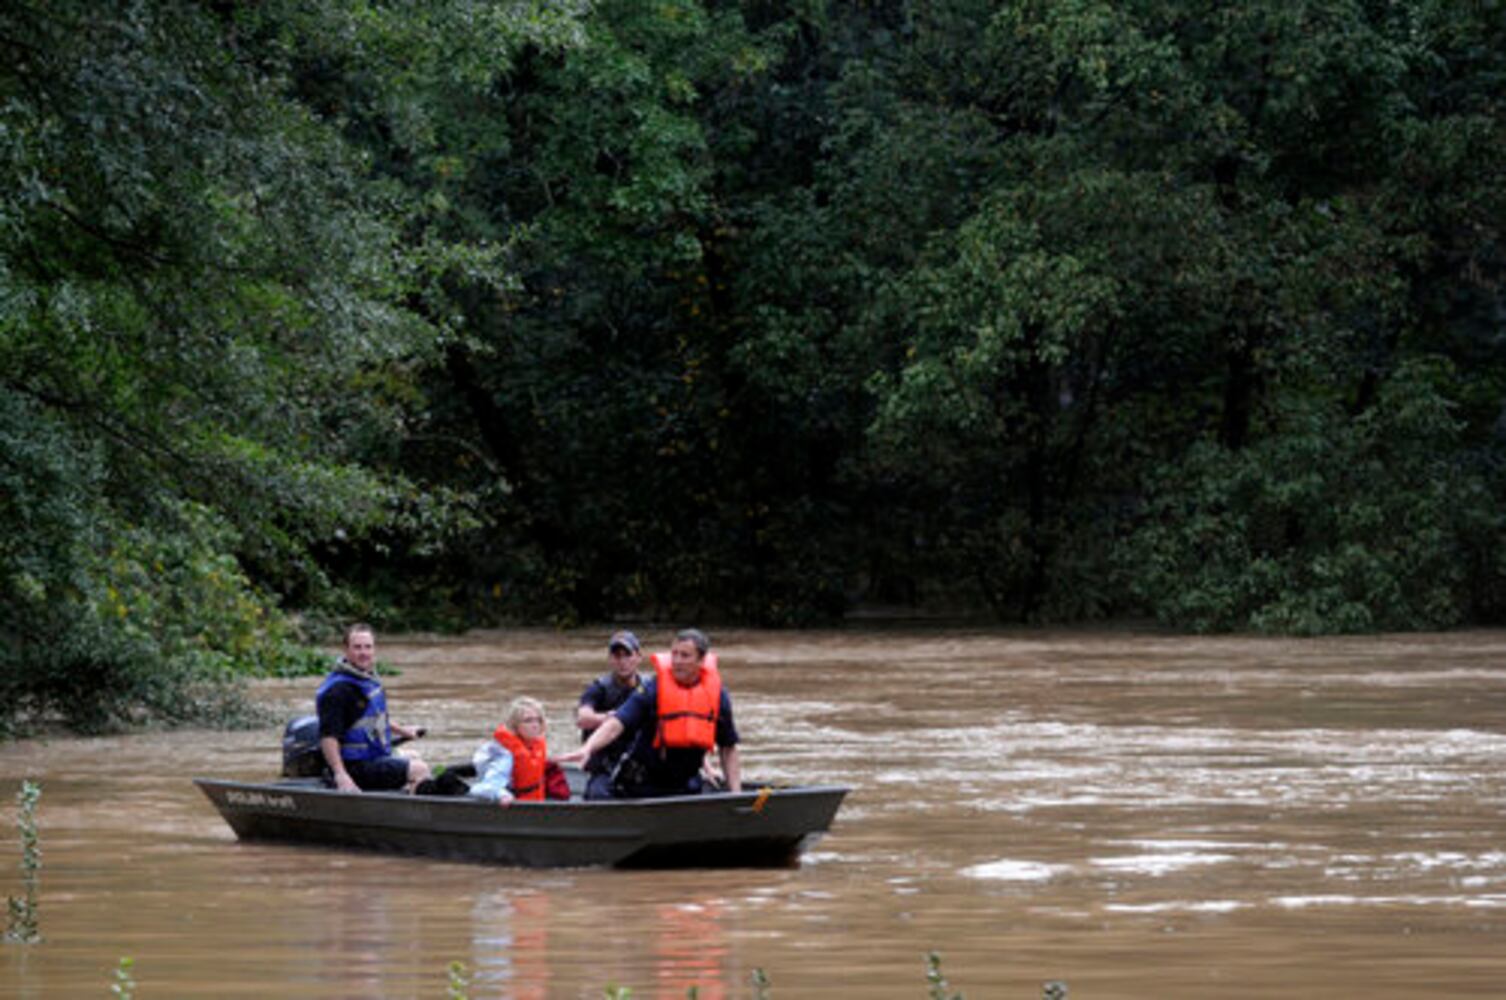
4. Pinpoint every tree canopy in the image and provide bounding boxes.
[3,0,1504,733]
